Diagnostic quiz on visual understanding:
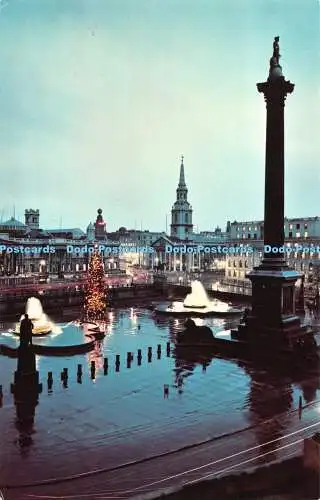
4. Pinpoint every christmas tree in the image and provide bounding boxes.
[83,250,107,321]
